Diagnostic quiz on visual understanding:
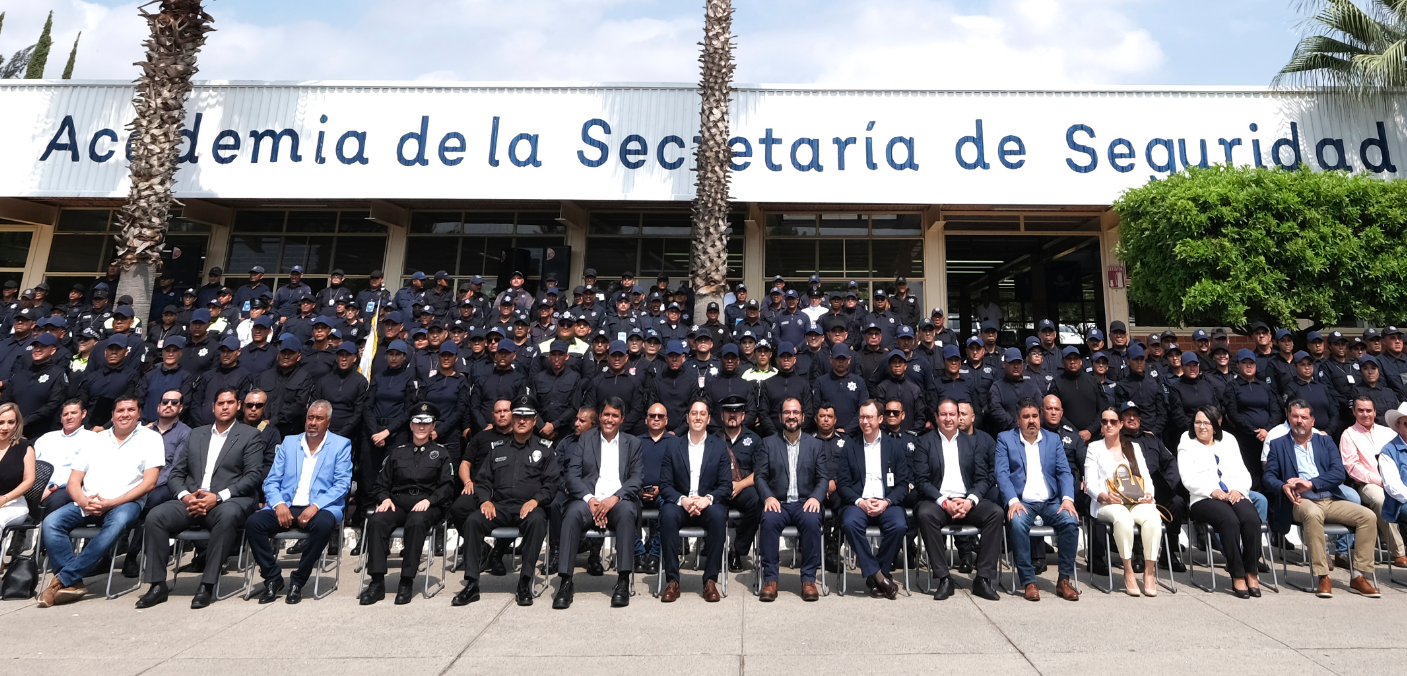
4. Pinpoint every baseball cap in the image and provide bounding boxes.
[720,344,740,357]
[1061,346,1082,358]
[1126,344,1146,359]
[1306,330,1324,342]
[219,336,242,351]
[1003,347,1023,363]
[549,340,569,354]
[440,341,461,355]
[1293,350,1313,363]
[665,340,687,356]
[608,340,628,355]
[831,344,852,359]
[290,265,304,274]
[253,315,274,329]
[30,333,57,347]
[896,325,915,338]
[777,342,796,356]
[278,336,301,351]
[942,344,961,360]
[1192,329,1209,341]
[1236,348,1257,362]
[1087,328,1105,342]
[113,306,135,319]
[1274,328,1293,340]
[494,340,515,353]
[385,339,408,354]
[1182,352,1201,365]
[336,342,357,355]
[161,335,186,350]
[1037,319,1056,331]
